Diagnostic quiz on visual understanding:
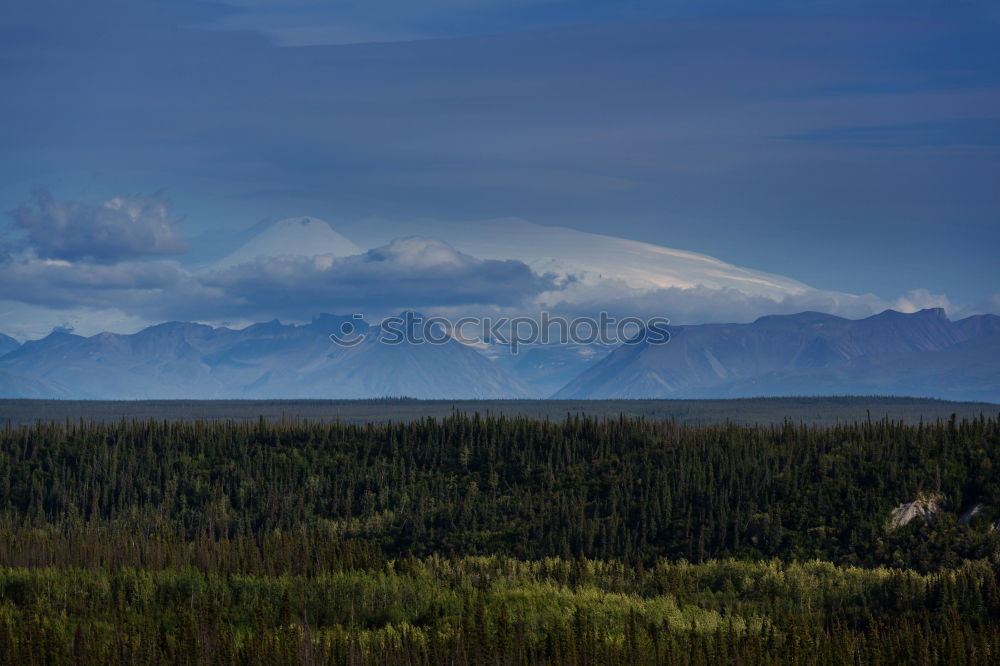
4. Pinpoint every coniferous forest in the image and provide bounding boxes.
[1,412,999,664]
